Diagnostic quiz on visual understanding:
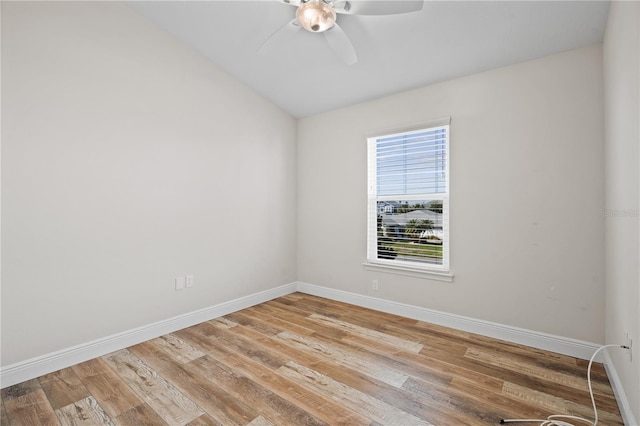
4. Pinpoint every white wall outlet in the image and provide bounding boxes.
[624,331,633,362]
[372,279,379,291]
[175,277,185,291]
[186,275,194,288]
